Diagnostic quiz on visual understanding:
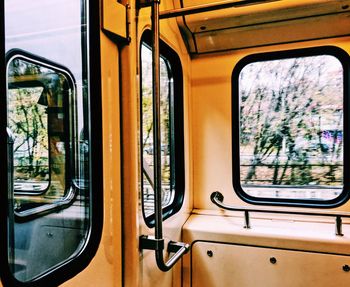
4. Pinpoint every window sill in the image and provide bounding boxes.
[183,211,350,255]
